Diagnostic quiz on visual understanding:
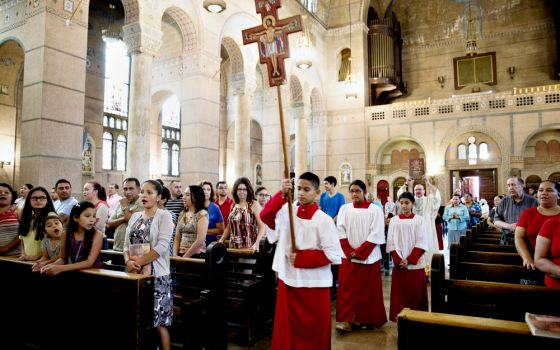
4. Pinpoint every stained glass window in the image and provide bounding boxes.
[479,142,489,159]
[104,41,130,116]
[161,143,169,175]
[102,132,113,170]
[162,95,181,128]
[116,135,127,171]
[171,144,179,176]
[458,144,467,160]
